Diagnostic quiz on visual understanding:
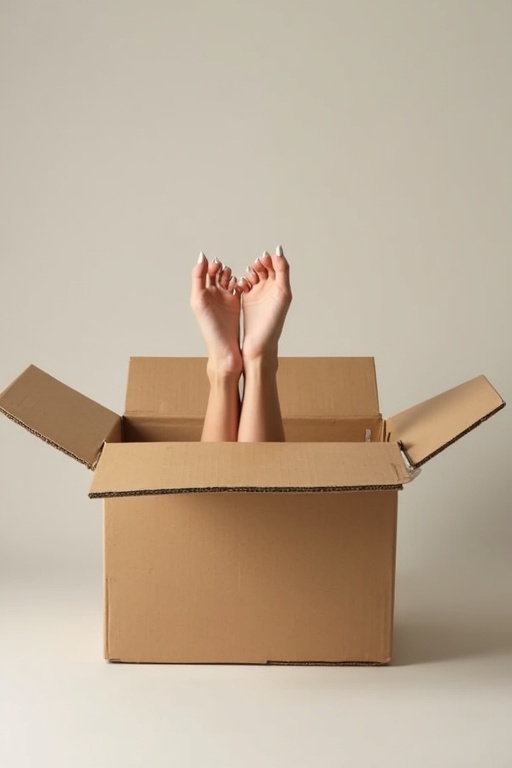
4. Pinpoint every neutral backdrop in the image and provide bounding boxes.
[1,2,511,767]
